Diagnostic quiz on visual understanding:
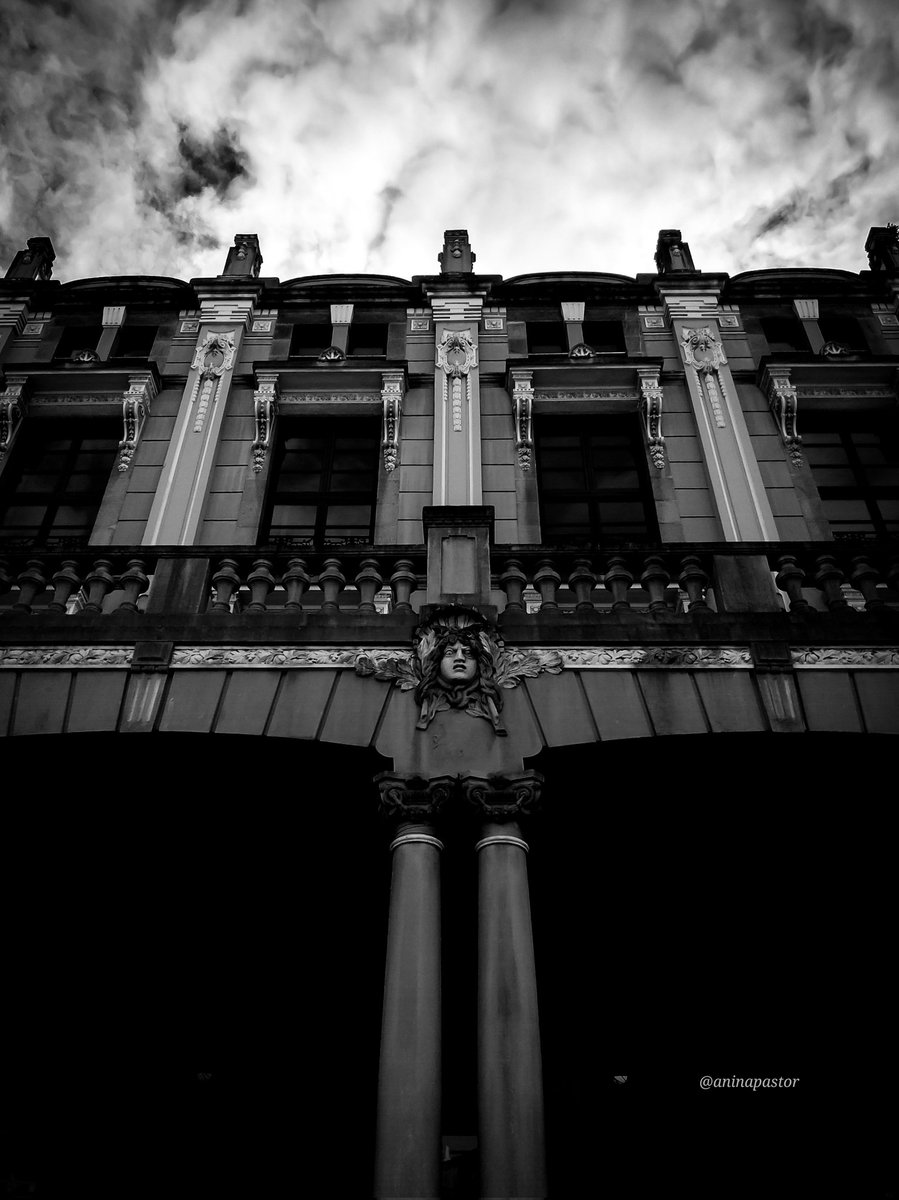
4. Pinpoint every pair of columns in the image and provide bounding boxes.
[373,771,546,1200]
